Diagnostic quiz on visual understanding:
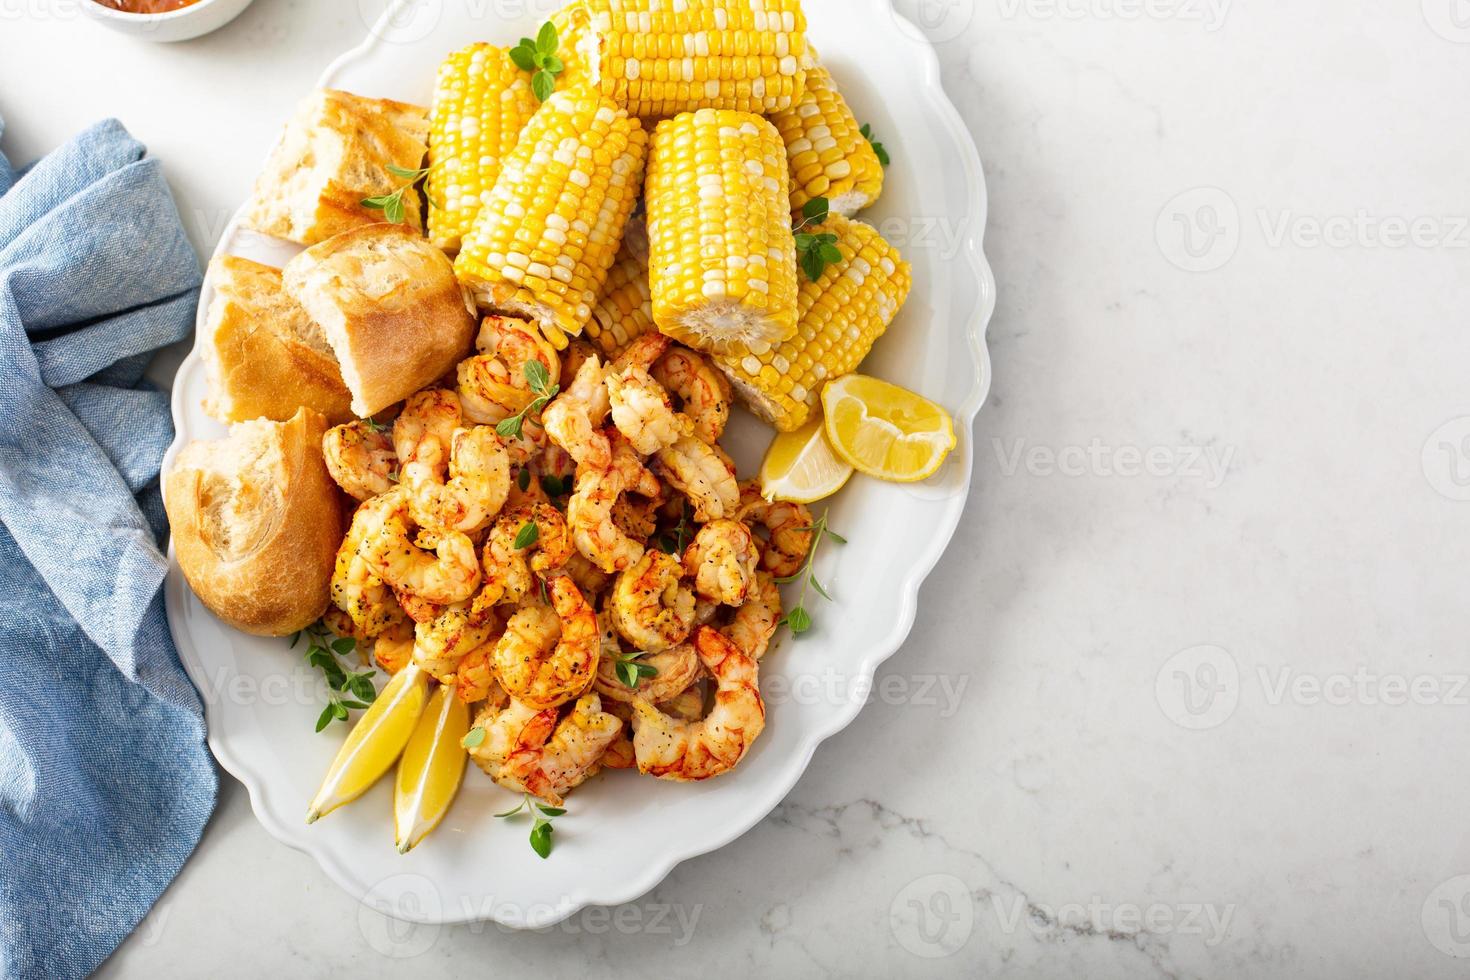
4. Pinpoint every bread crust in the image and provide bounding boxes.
[283,224,476,418]
[242,89,430,246]
[202,256,354,426]
[165,409,345,637]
